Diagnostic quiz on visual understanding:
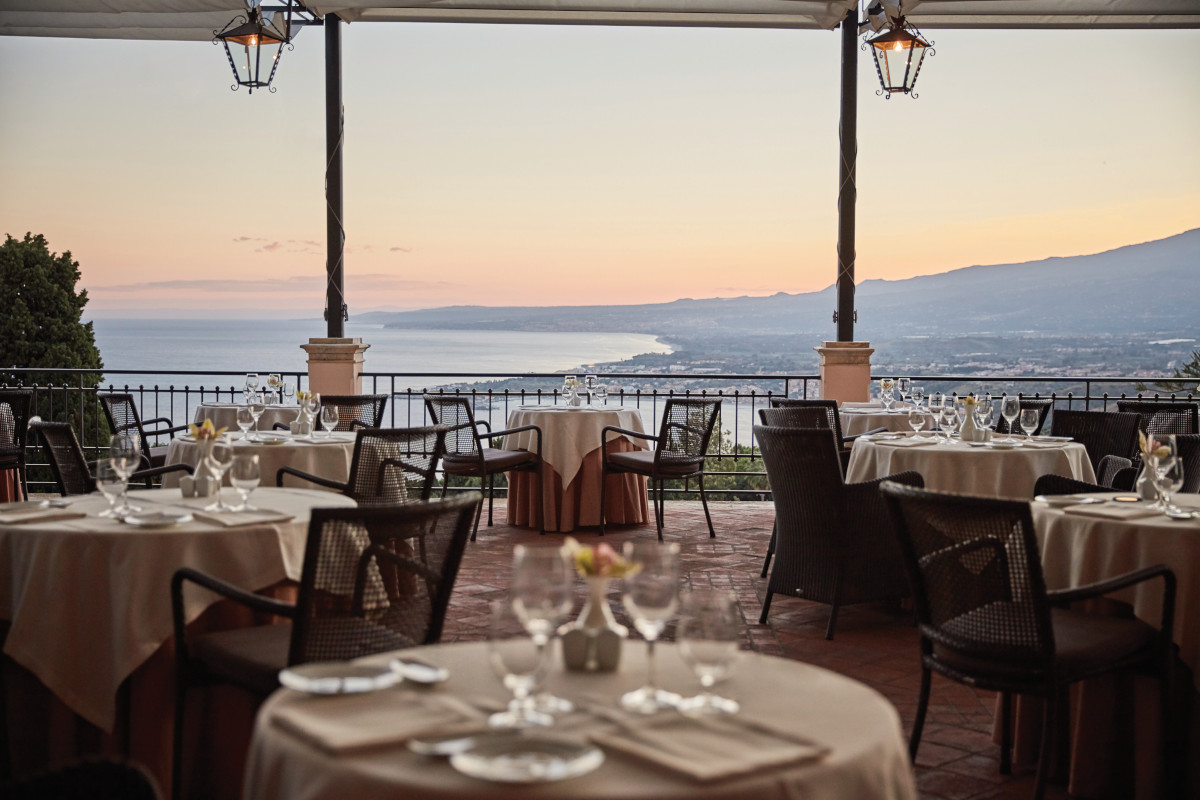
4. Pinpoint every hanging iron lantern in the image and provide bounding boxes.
[866,16,933,98]
[215,4,292,94]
